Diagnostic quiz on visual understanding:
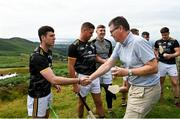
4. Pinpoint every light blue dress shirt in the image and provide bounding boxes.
[110,32,160,86]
